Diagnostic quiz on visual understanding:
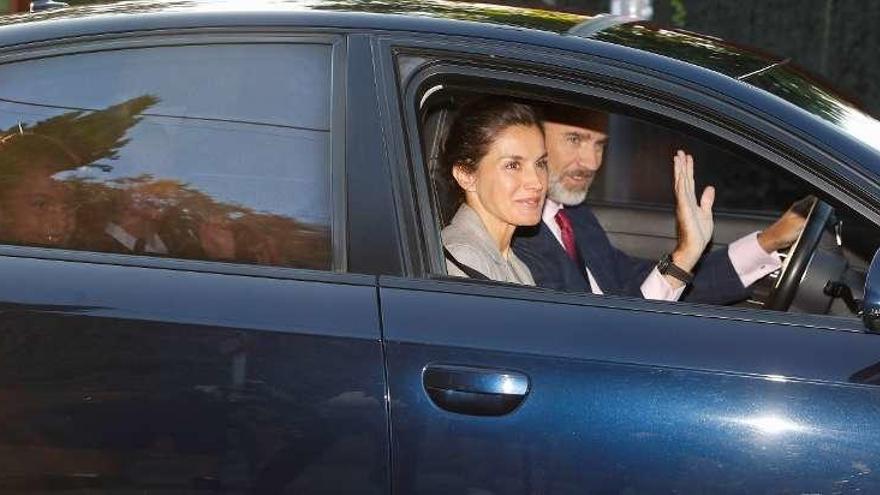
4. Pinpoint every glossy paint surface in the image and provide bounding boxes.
[592,22,775,78]
[0,0,586,32]
[382,279,880,493]
[864,250,880,332]
[0,256,388,493]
